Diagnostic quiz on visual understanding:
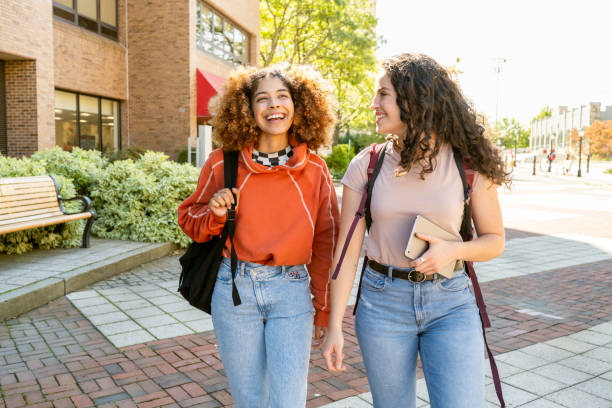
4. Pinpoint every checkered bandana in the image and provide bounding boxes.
[252,145,294,167]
